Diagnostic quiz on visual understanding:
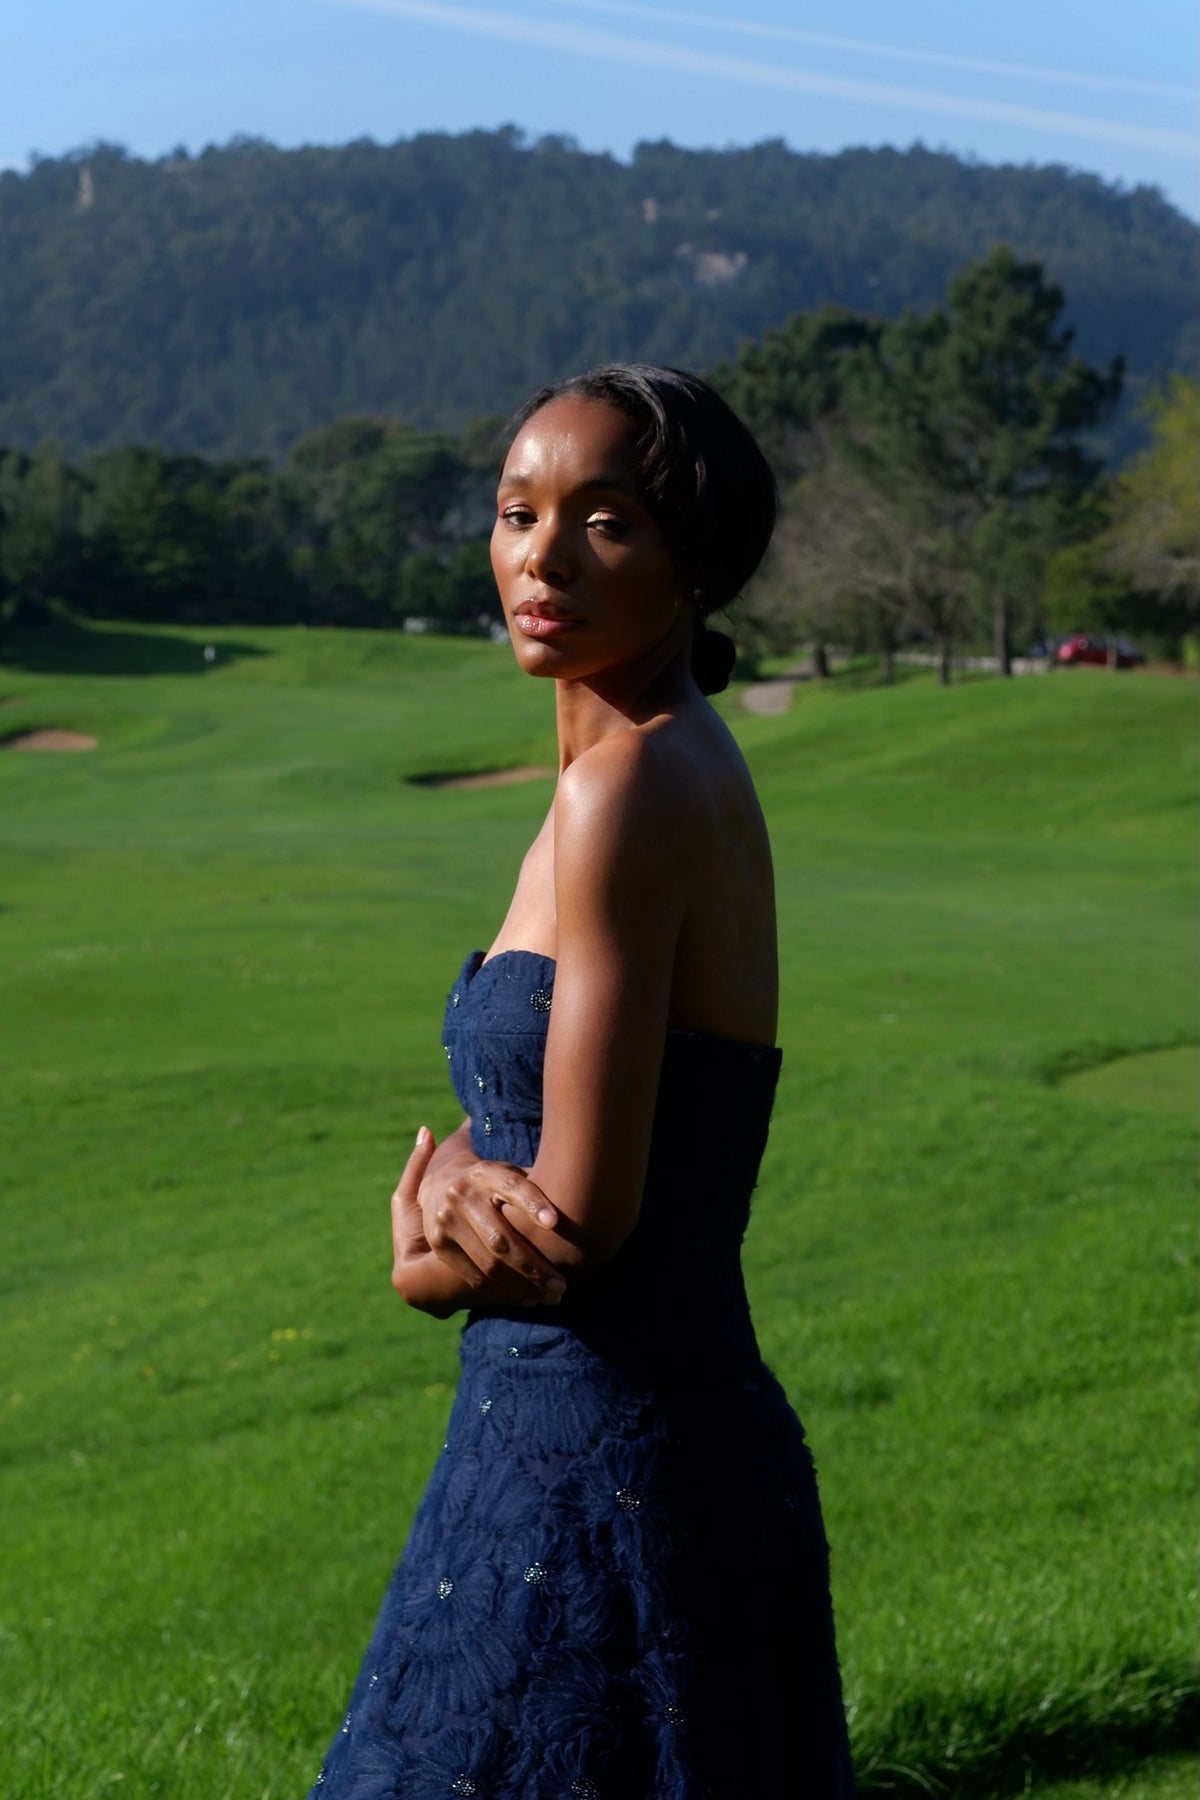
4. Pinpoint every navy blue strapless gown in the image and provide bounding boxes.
[308,951,854,1798]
